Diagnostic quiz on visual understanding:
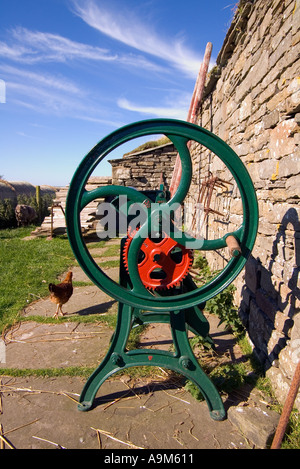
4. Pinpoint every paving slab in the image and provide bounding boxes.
[71,264,119,283]
[24,285,117,318]
[0,375,248,450]
[1,321,113,369]
[138,313,244,362]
